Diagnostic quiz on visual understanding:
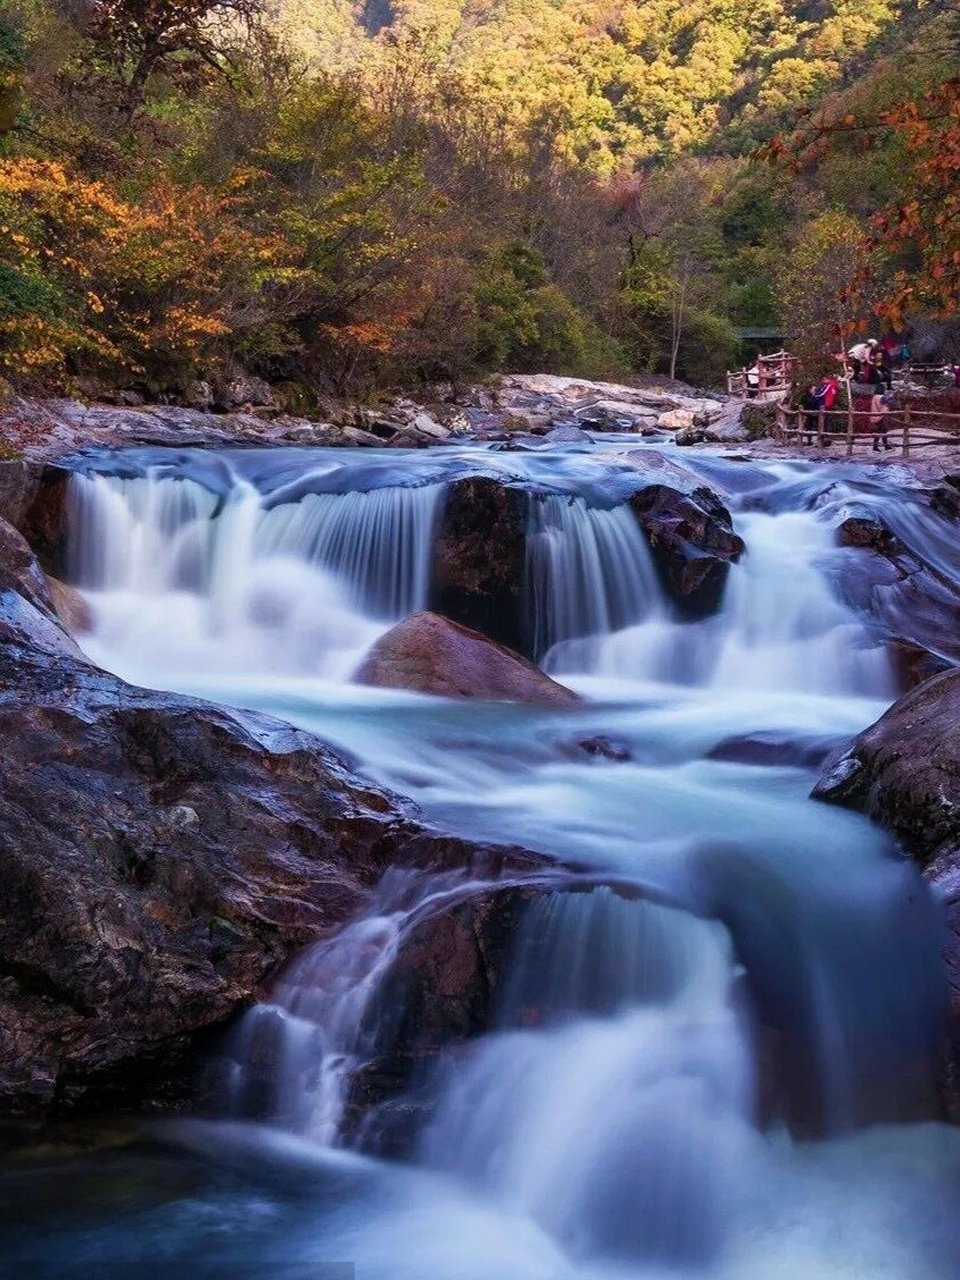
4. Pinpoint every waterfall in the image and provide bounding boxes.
[421,889,752,1268]
[66,470,444,681]
[31,445,956,1280]
[224,910,405,1144]
[524,493,662,664]
[566,507,892,697]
